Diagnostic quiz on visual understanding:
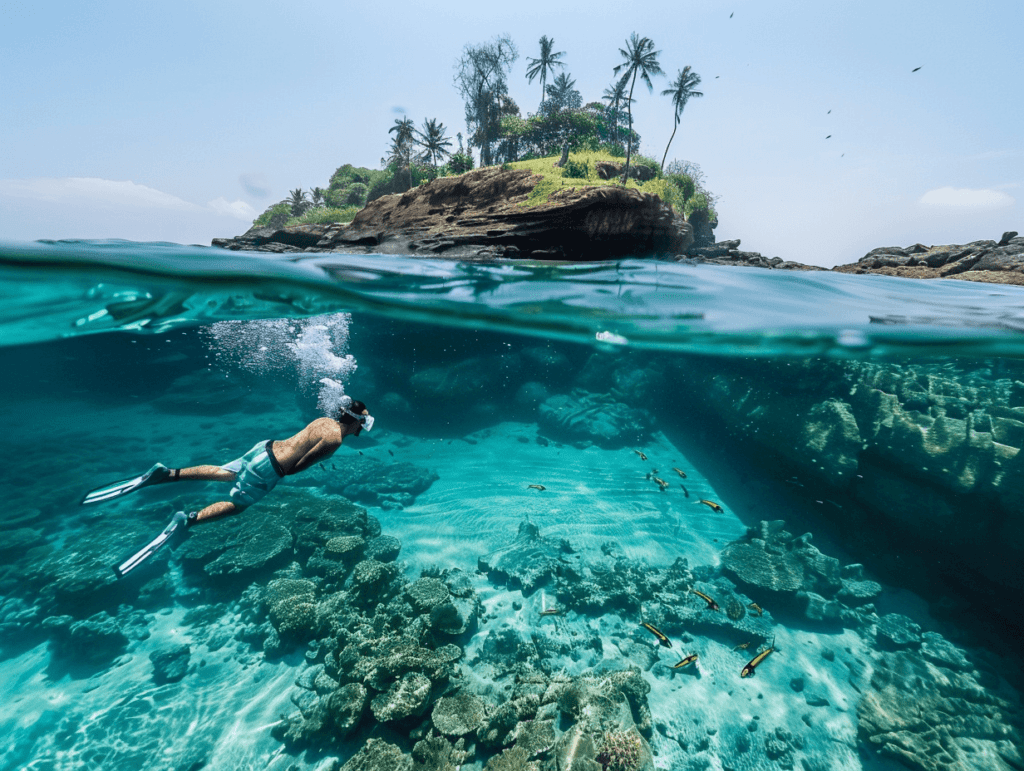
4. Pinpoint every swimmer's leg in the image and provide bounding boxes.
[190,500,239,525]
[175,465,237,483]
